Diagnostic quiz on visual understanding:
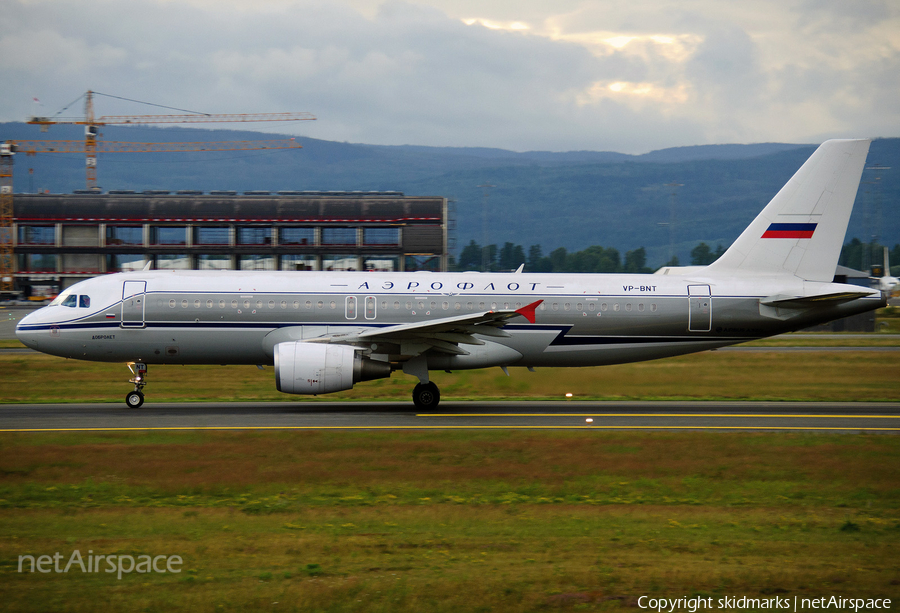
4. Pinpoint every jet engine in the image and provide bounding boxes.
[274,341,391,394]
